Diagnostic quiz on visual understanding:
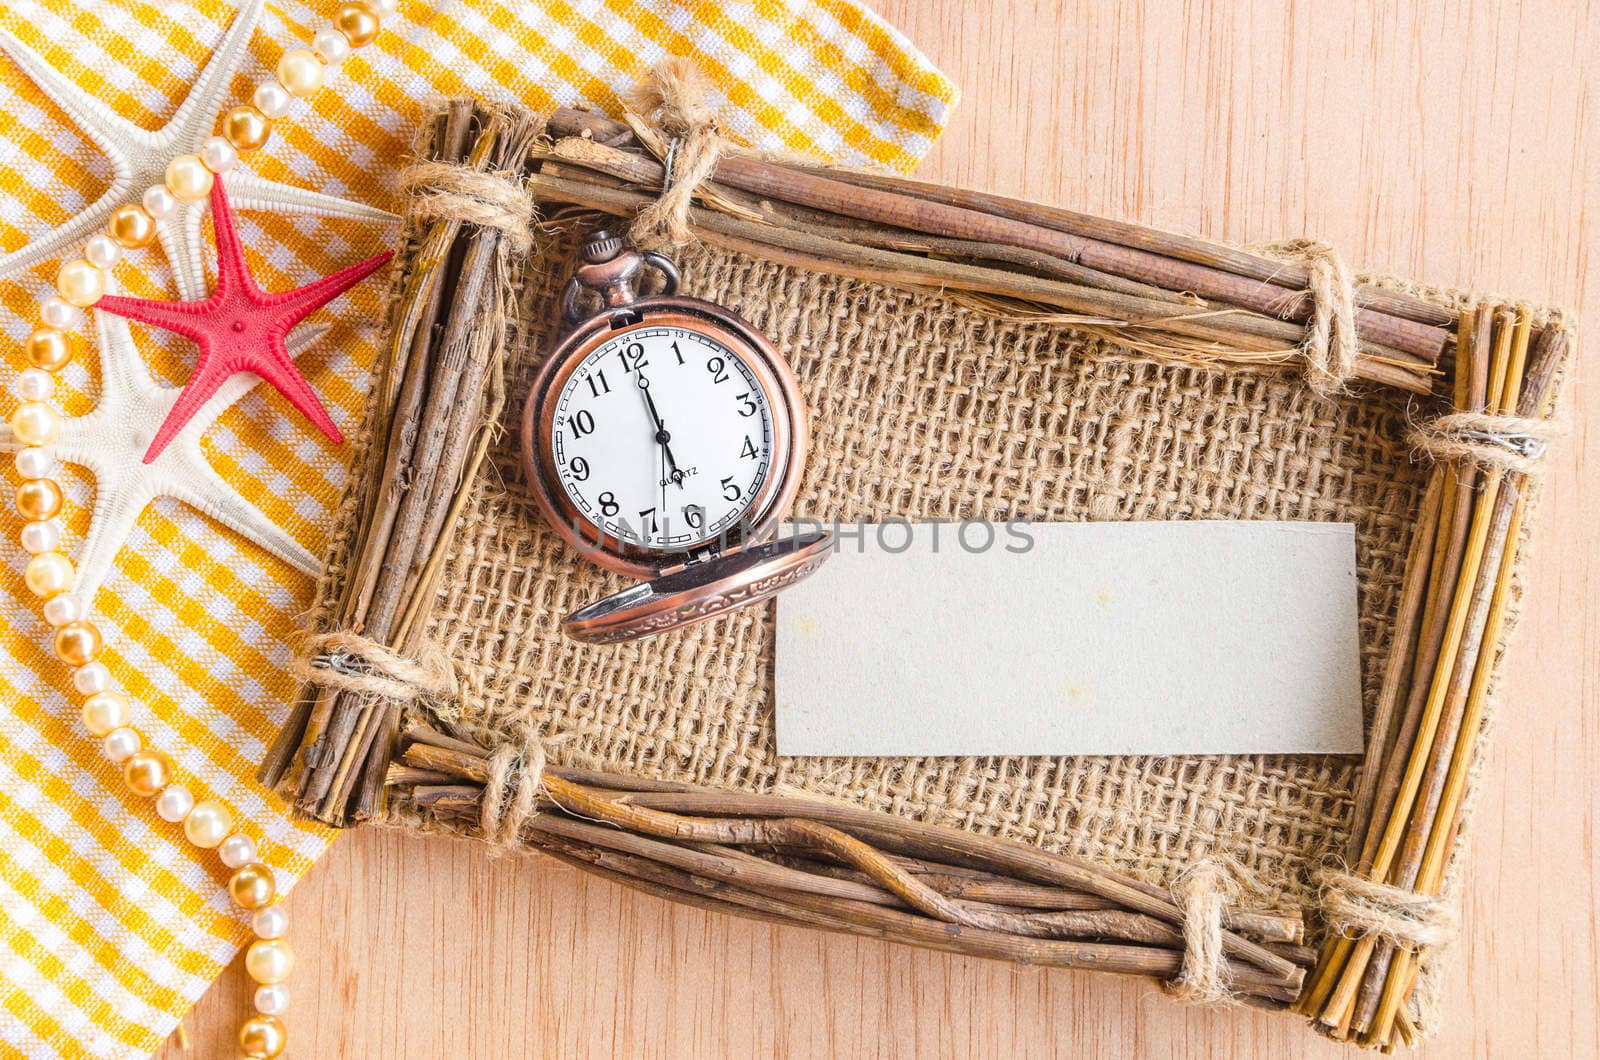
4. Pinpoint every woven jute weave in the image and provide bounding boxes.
[354,226,1458,913]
